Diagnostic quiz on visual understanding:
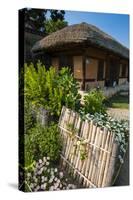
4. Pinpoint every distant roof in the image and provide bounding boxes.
[32,22,129,59]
